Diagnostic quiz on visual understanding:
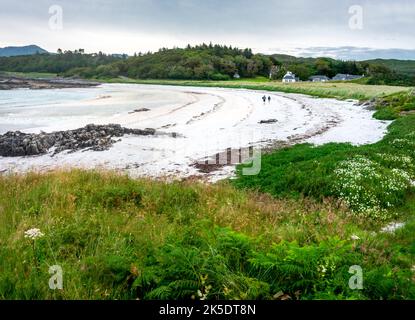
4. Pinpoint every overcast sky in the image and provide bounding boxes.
[1,0,415,59]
